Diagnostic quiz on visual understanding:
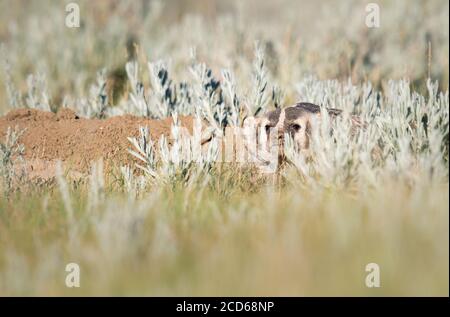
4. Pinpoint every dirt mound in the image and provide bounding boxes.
[0,108,194,181]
